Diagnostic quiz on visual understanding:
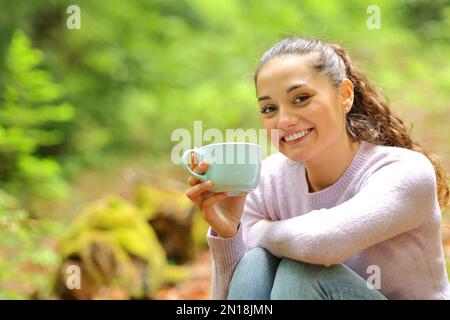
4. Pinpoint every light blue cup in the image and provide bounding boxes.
[182,142,262,196]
